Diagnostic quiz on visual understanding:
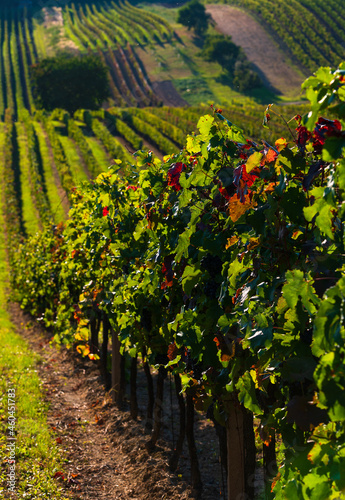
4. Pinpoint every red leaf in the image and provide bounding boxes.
[167,162,185,191]
[102,207,109,217]
[54,471,65,480]
[161,256,174,289]
[167,342,178,361]
[296,125,312,151]
[233,164,259,202]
